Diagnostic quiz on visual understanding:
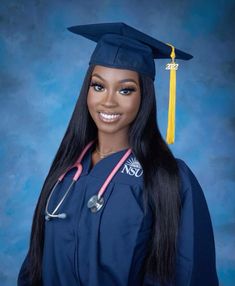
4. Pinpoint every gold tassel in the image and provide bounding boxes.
[165,43,178,144]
